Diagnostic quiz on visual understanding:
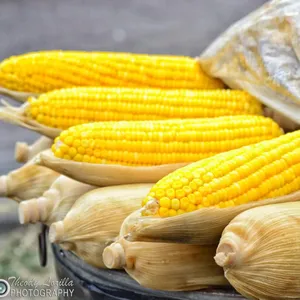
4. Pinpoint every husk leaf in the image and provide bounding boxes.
[0,87,38,102]
[125,189,300,245]
[0,163,59,202]
[0,102,61,138]
[15,136,53,163]
[49,184,152,268]
[215,201,300,300]
[18,175,96,226]
[103,237,228,291]
[37,150,187,186]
